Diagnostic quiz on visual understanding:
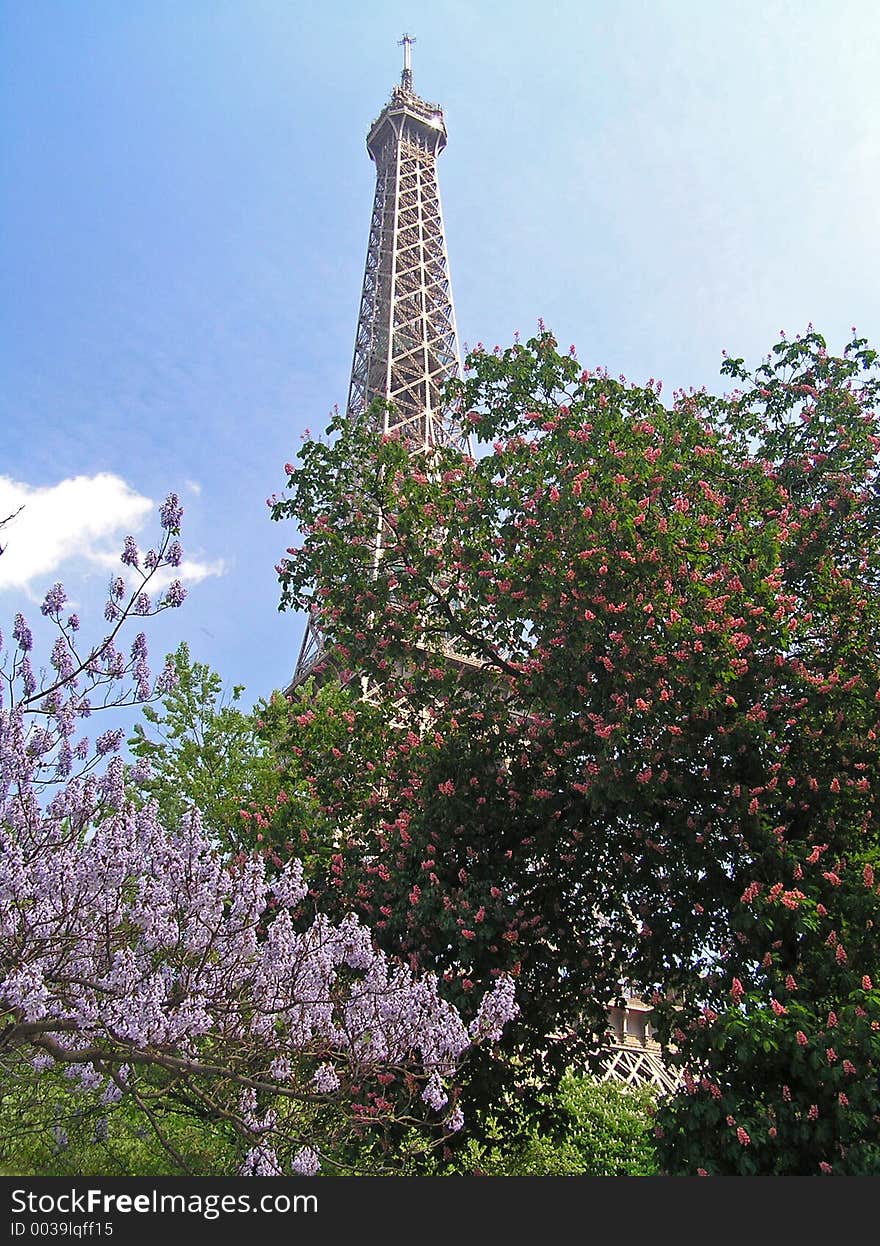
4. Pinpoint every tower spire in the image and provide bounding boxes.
[398,32,415,90]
